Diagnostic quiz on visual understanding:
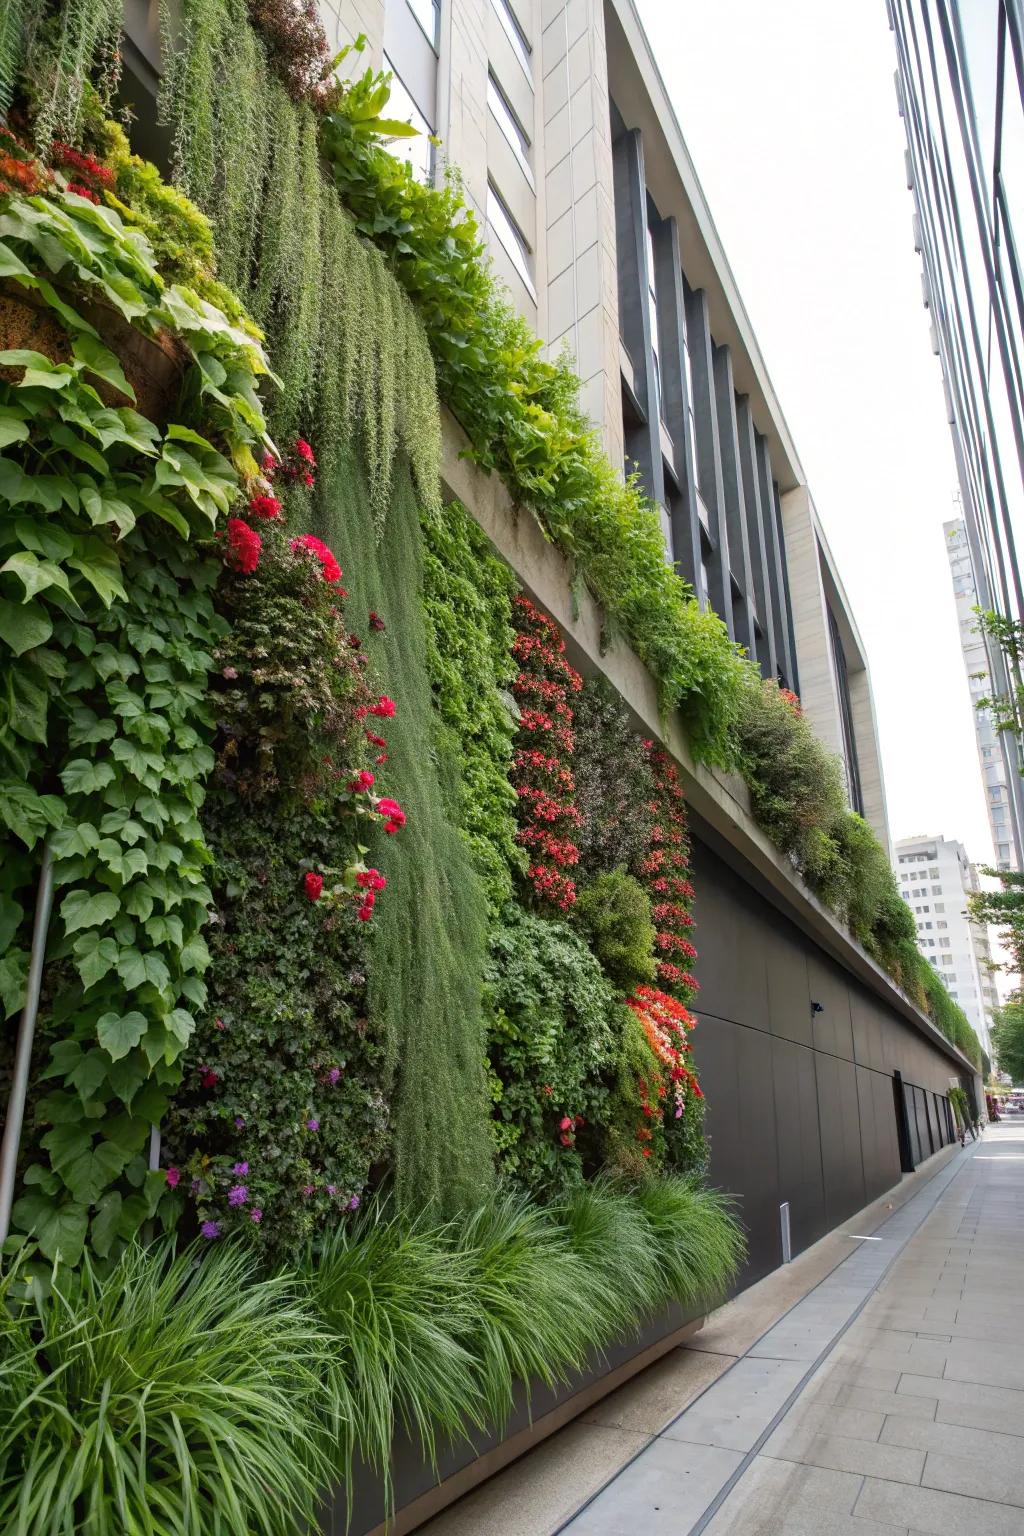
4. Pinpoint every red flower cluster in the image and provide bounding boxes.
[779,687,803,715]
[261,438,317,489]
[355,866,387,922]
[248,494,282,520]
[626,986,702,1157]
[0,129,51,197]
[51,141,113,203]
[376,796,406,835]
[510,596,582,912]
[304,871,324,901]
[291,533,342,584]
[226,517,262,574]
[635,743,699,1000]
